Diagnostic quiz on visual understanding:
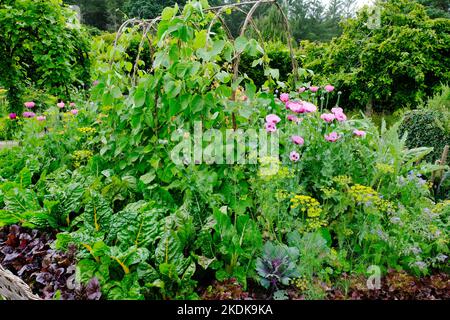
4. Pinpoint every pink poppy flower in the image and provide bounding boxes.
[291,135,304,145]
[37,116,46,121]
[298,87,306,93]
[266,114,281,124]
[69,102,76,107]
[280,93,289,103]
[321,113,335,123]
[353,129,366,137]
[70,109,79,115]
[57,102,65,108]
[302,101,317,113]
[309,86,319,93]
[325,132,340,142]
[9,113,17,120]
[92,80,99,86]
[334,112,347,122]
[24,101,35,108]
[290,151,300,162]
[265,122,277,133]
[22,111,36,118]
[287,101,305,113]
[287,114,298,122]
[331,107,343,115]
[324,85,335,92]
